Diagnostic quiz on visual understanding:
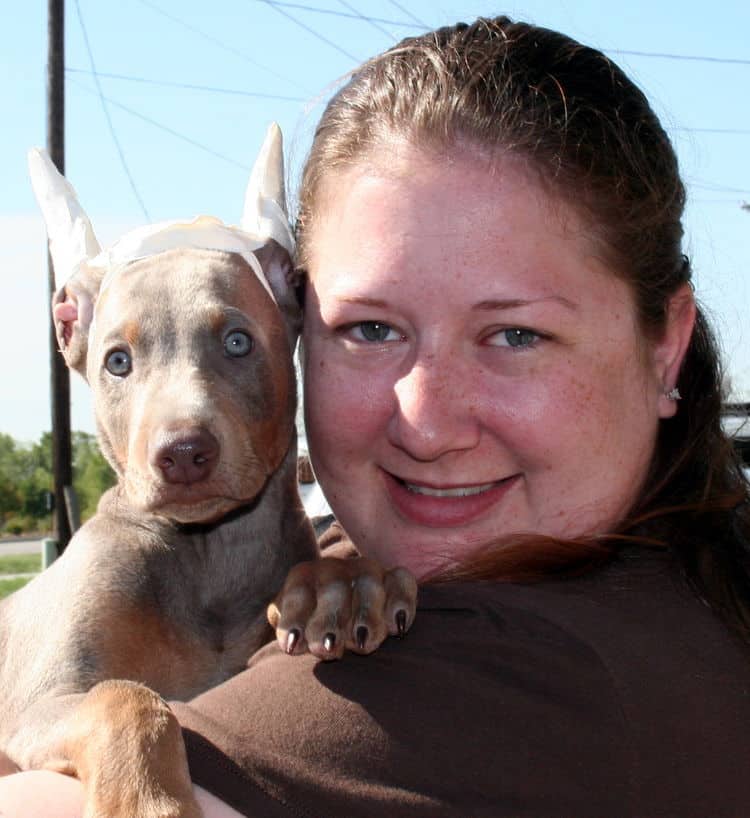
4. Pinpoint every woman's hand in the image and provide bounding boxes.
[267,557,418,660]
